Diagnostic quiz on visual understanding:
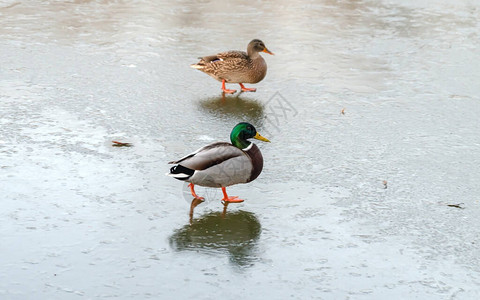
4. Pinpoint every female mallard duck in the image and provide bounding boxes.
[191,39,274,94]
[168,122,270,216]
